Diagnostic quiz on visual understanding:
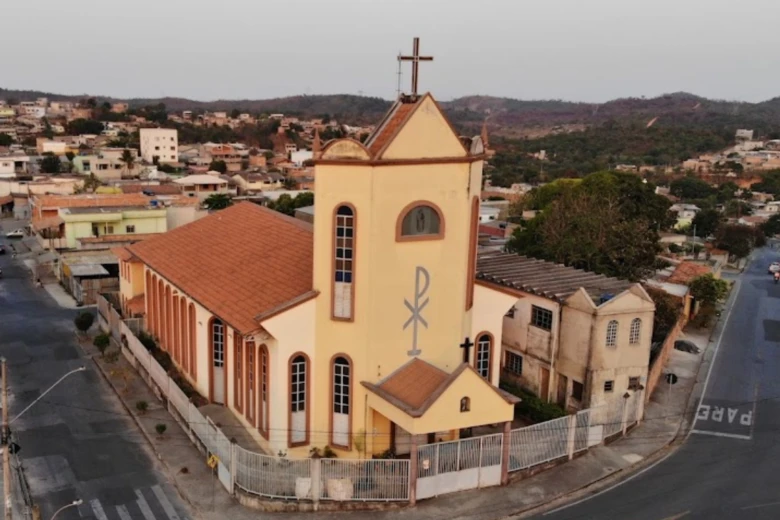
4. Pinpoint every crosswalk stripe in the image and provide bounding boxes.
[152,485,181,520]
[135,489,157,520]
[116,505,133,520]
[90,500,109,520]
